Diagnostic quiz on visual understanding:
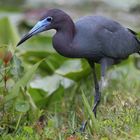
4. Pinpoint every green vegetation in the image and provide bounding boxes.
[0,16,140,140]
